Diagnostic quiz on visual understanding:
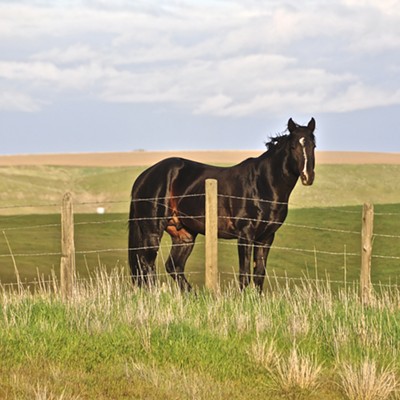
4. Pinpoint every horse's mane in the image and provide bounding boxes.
[263,123,315,157]
[264,133,290,154]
